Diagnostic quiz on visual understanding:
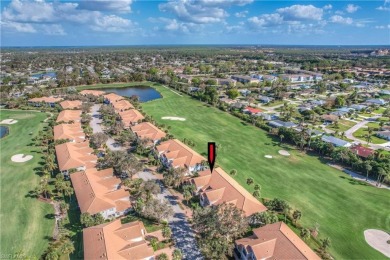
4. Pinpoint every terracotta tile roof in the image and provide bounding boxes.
[112,100,134,112]
[156,139,205,169]
[236,222,320,260]
[70,168,131,215]
[28,96,63,103]
[56,110,82,123]
[244,107,262,114]
[83,219,154,260]
[104,93,125,103]
[80,90,105,96]
[55,142,97,172]
[350,145,374,158]
[60,100,82,110]
[192,167,267,216]
[131,122,166,142]
[54,123,85,143]
[119,110,145,128]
